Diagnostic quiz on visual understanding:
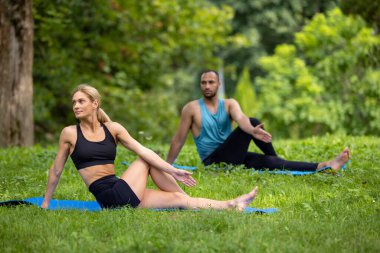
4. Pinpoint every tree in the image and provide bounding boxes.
[209,0,339,94]
[340,0,380,32]
[295,8,380,135]
[0,0,34,147]
[255,8,380,137]
[256,44,327,138]
[234,67,258,117]
[32,0,234,142]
